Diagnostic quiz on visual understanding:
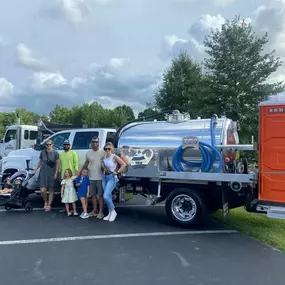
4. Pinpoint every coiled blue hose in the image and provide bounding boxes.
[172,118,223,173]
